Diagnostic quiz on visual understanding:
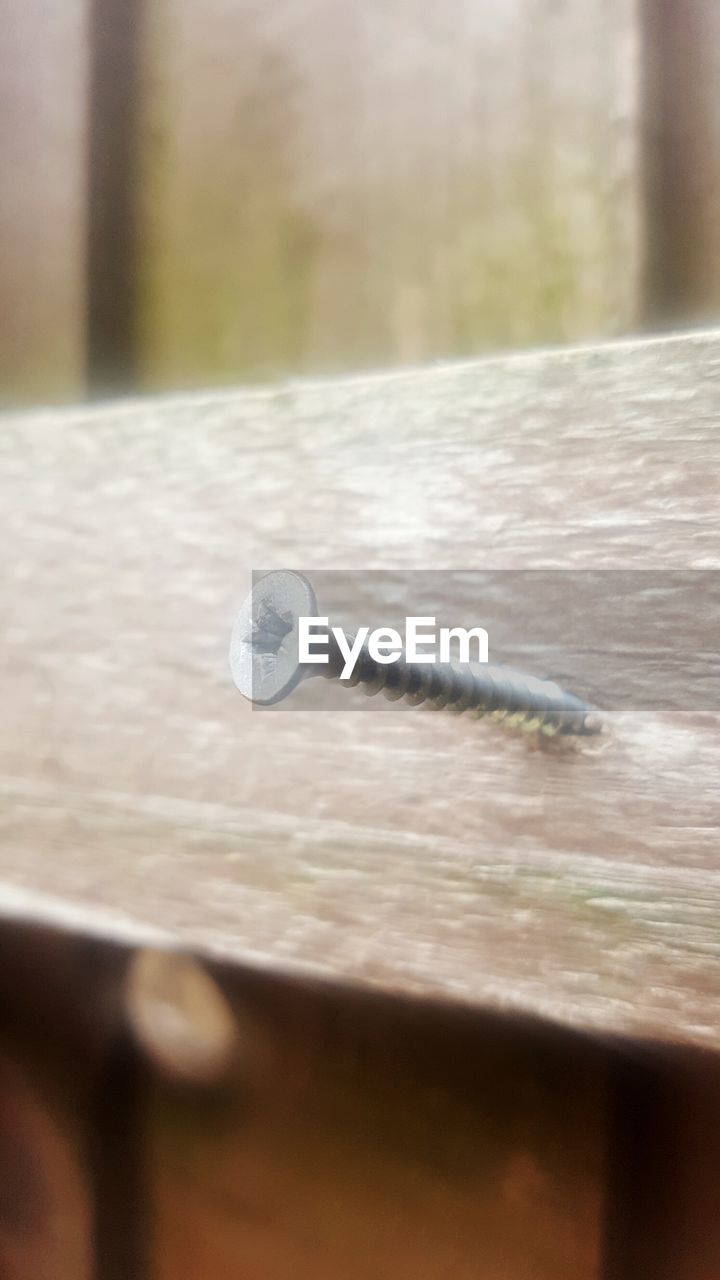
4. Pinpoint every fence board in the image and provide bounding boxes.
[0,331,719,1047]
[134,0,643,388]
[0,0,89,404]
[147,977,608,1280]
[608,1054,720,1279]
[644,0,720,322]
[0,1056,92,1280]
